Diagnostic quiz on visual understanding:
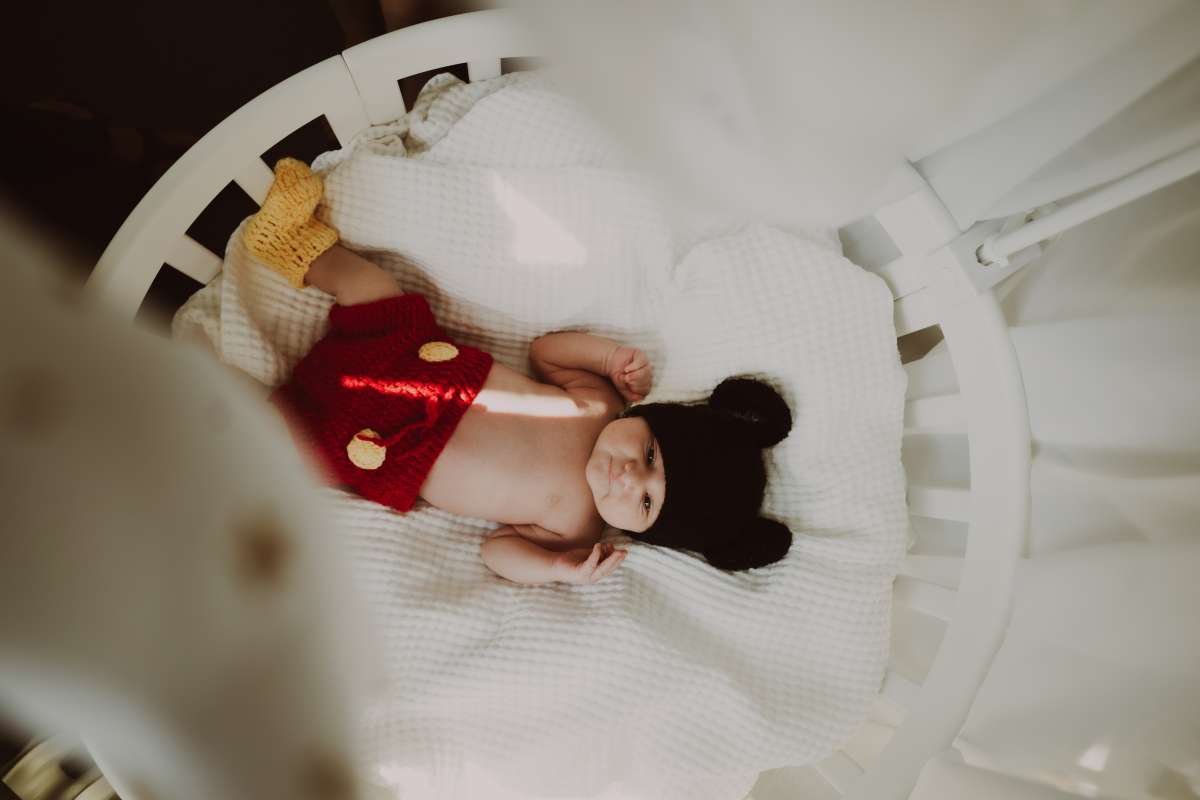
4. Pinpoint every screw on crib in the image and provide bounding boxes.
[973,205,1057,272]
